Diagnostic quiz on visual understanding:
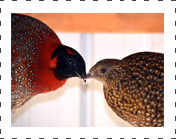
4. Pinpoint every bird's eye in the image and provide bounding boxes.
[100,69,107,73]
[69,59,74,64]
